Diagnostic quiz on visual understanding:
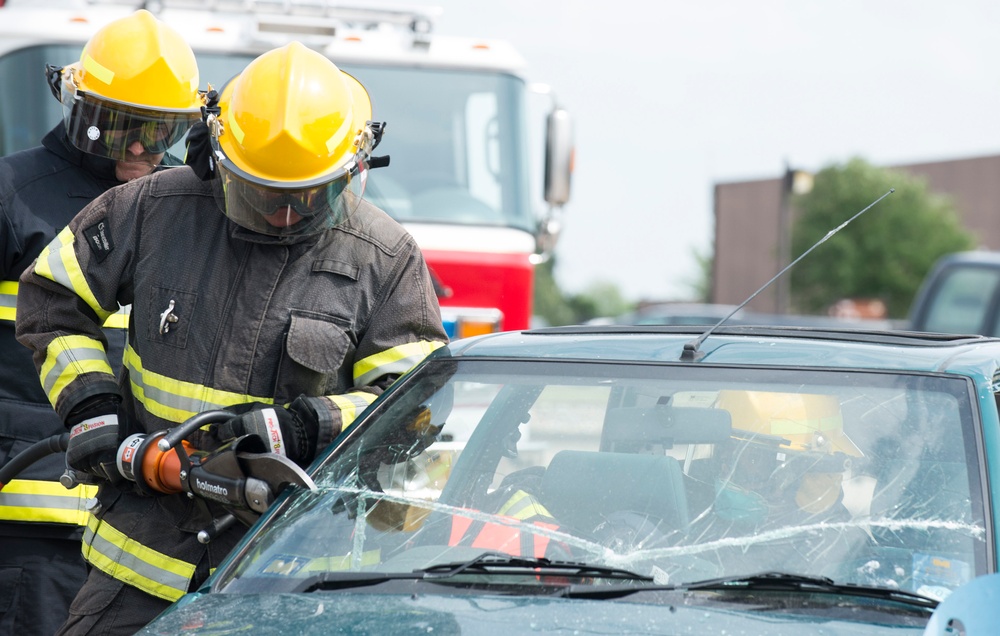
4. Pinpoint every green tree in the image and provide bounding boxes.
[789,157,974,318]
[685,245,713,303]
[533,258,634,326]
[533,257,577,326]
[568,281,632,322]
